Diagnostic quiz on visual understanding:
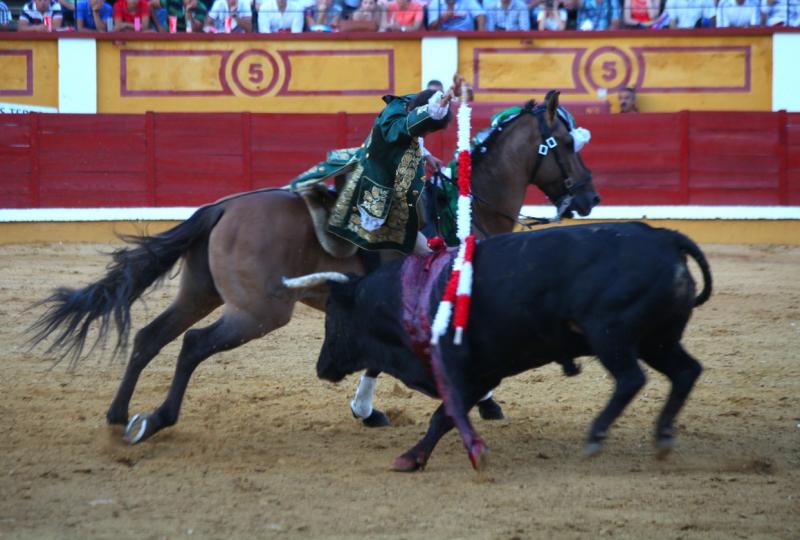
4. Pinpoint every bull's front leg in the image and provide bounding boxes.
[393,404,453,472]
